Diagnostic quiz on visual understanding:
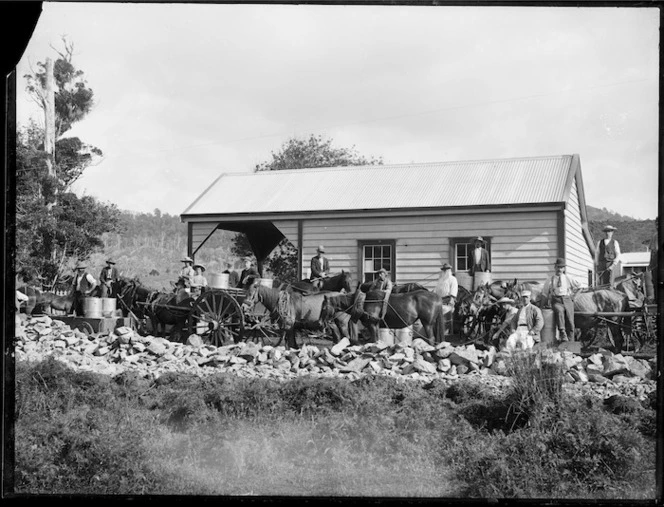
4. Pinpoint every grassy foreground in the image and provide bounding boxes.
[11,355,657,499]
